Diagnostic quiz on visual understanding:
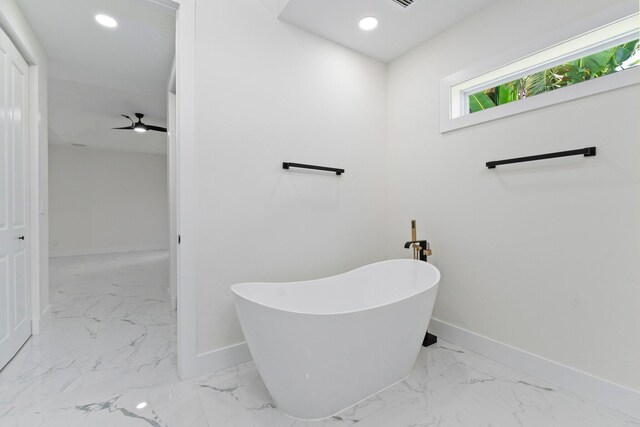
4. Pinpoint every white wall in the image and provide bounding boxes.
[386,0,640,391]
[0,0,49,330]
[49,145,168,257]
[192,0,387,354]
